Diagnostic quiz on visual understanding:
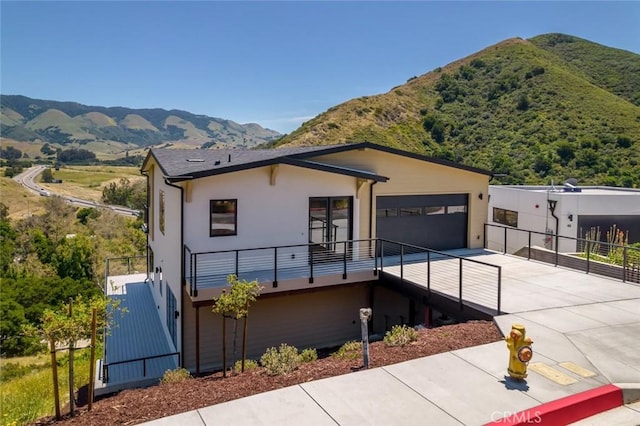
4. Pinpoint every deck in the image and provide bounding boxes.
[96,274,178,395]
[382,250,640,315]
